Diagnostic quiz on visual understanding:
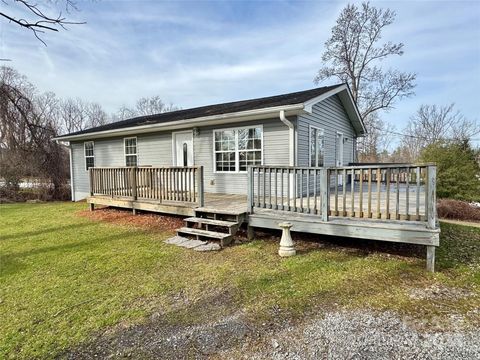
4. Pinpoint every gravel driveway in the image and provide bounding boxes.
[63,309,479,359]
